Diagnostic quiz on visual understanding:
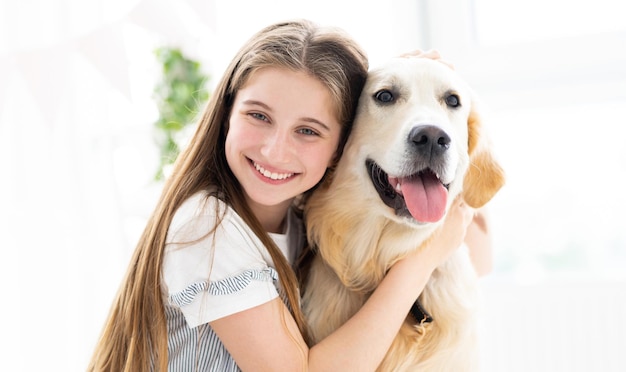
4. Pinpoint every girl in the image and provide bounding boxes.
[89,19,473,371]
